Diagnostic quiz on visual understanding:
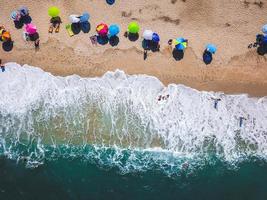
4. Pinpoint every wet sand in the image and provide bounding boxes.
[1,0,267,96]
